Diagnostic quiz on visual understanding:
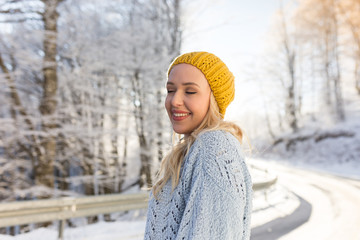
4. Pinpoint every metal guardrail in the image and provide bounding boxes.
[0,176,277,239]
[253,176,277,191]
[0,193,148,228]
[250,163,278,191]
[0,178,277,226]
